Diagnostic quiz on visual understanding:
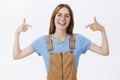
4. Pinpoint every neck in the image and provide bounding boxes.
[54,31,68,42]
